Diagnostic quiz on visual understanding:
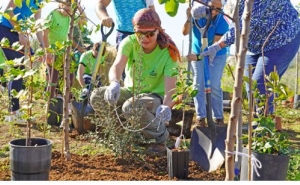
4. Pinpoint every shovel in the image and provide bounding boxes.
[189,8,227,172]
[71,23,114,134]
